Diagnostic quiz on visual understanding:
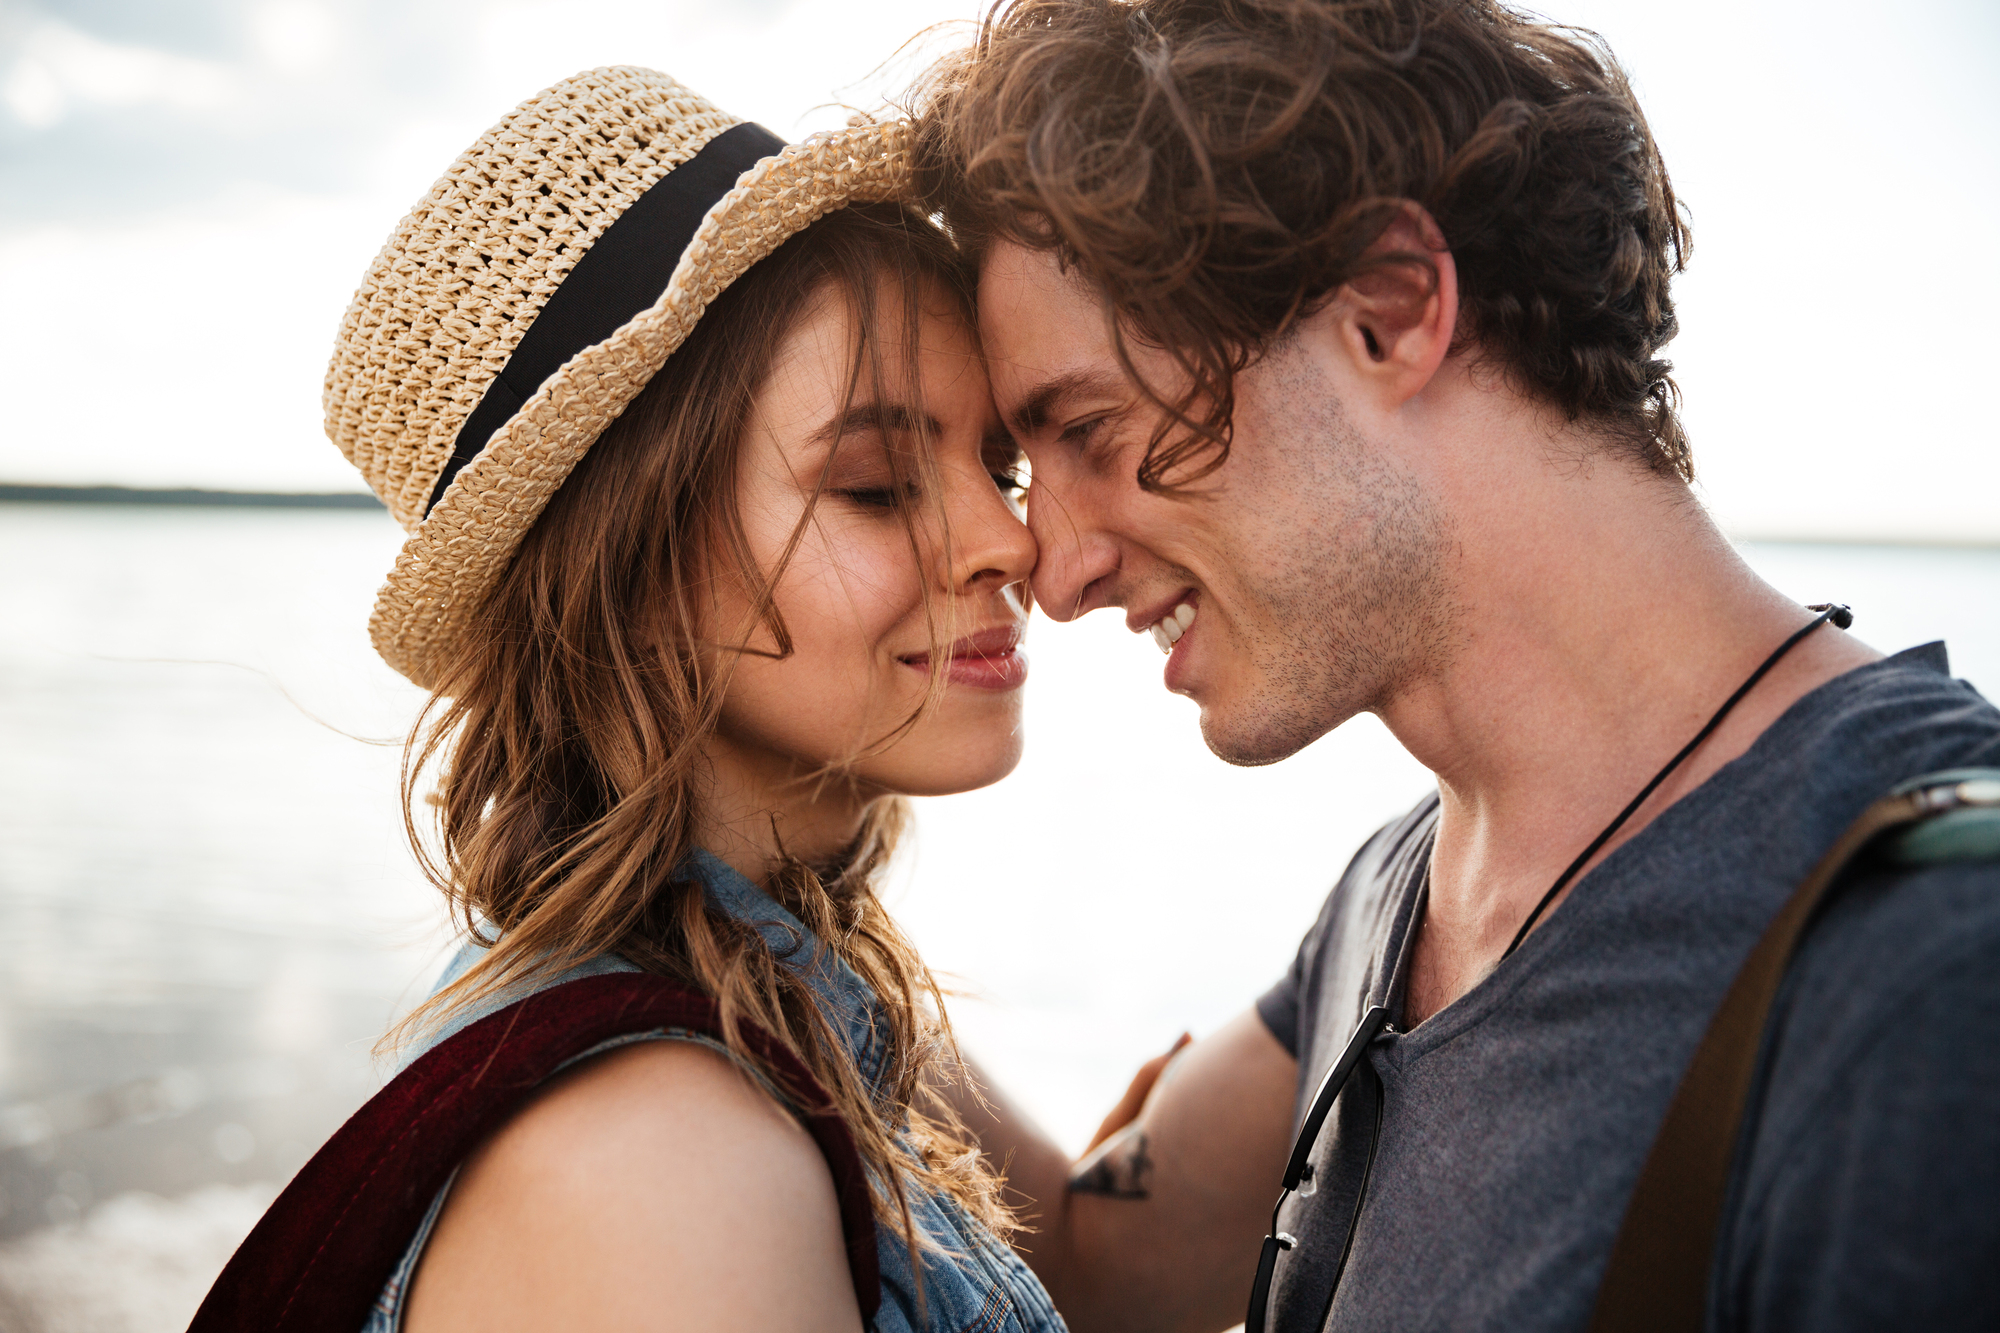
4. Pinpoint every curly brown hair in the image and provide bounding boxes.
[911,0,1694,486]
